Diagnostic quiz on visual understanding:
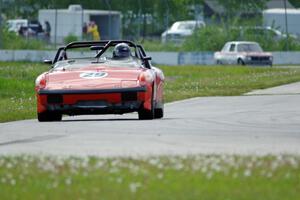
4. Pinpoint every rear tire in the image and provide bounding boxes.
[38,112,62,122]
